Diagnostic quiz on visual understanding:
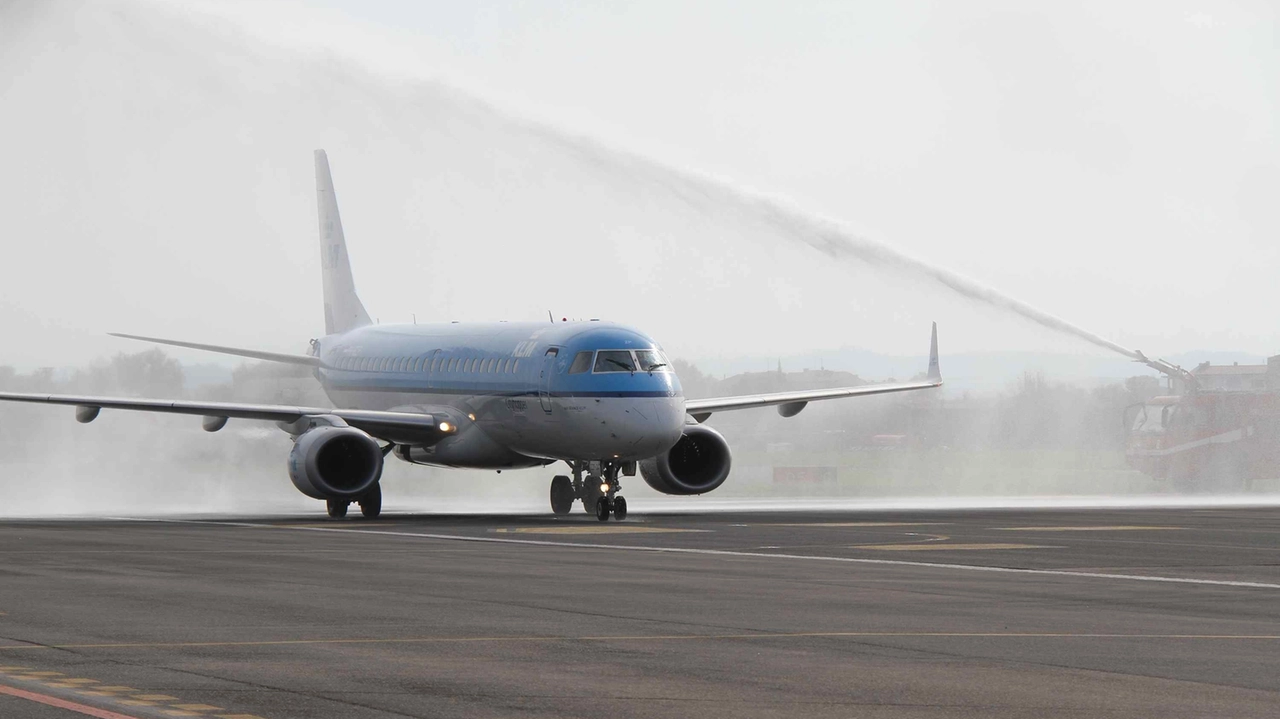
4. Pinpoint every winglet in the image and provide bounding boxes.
[927,322,942,384]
